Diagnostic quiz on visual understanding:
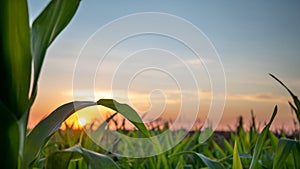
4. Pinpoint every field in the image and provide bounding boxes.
[1,1,300,168]
[33,105,299,169]
[28,75,299,169]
